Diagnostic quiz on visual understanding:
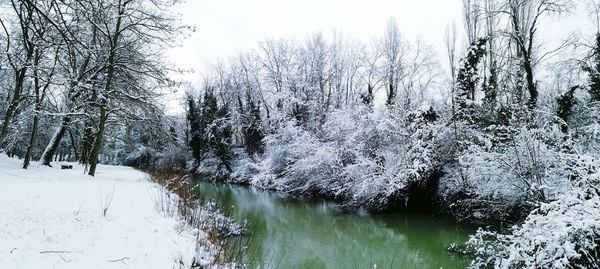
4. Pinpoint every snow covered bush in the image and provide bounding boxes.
[229,150,261,184]
[236,106,447,210]
[196,152,231,180]
[248,120,344,196]
[124,143,188,172]
[466,188,600,269]
[347,107,444,209]
[440,126,576,222]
